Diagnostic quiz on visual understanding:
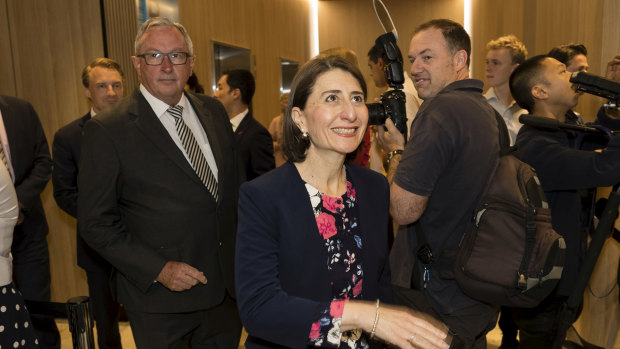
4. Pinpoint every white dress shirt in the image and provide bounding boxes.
[140,85,218,180]
[485,87,528,146]
[229,109,249,132]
